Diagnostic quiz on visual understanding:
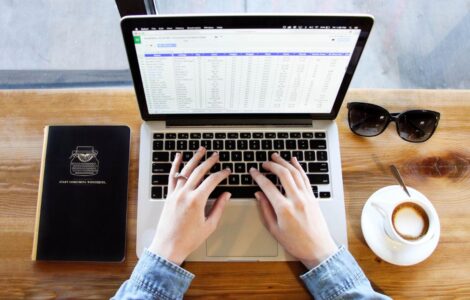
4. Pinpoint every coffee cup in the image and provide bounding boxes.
[371,193,437,246]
